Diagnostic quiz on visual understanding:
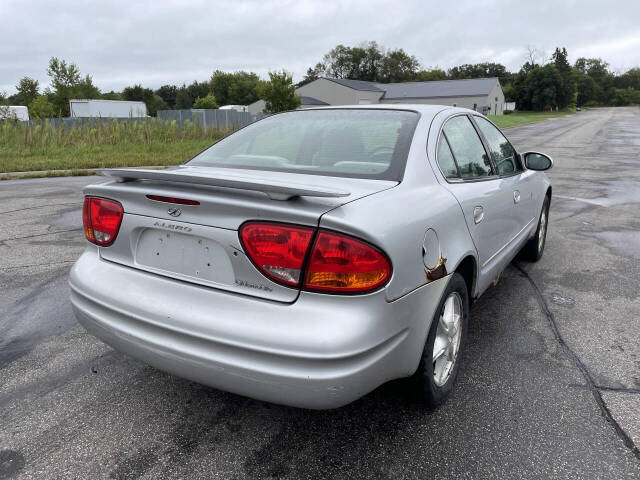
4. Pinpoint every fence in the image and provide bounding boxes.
[25,117,157,129]
[157,109,253,130]
[19,108,253,130]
